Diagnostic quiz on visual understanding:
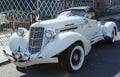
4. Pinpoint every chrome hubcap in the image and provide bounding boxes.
[72,49,81,66]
